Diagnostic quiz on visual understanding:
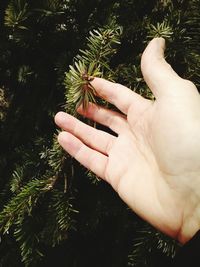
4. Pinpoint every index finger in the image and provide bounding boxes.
[91,78,147,115]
